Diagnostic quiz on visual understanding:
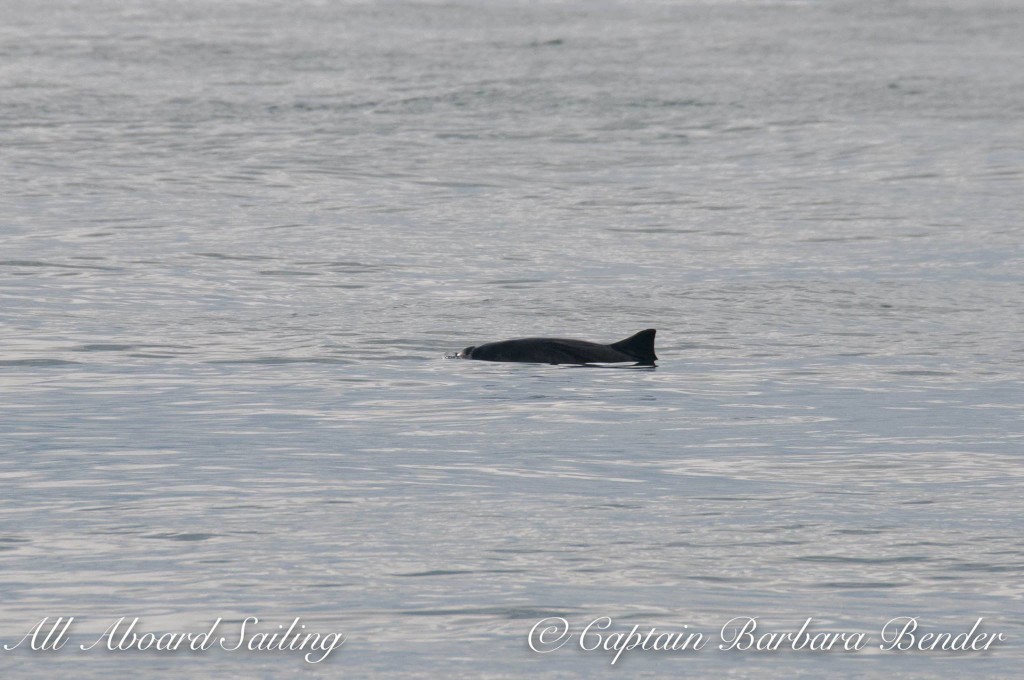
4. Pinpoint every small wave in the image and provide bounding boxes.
[0,359,81,367]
